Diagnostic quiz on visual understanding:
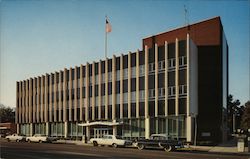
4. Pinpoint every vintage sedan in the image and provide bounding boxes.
[26,134,57,143]
[90,135,129,148]
[5,134,26,142]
